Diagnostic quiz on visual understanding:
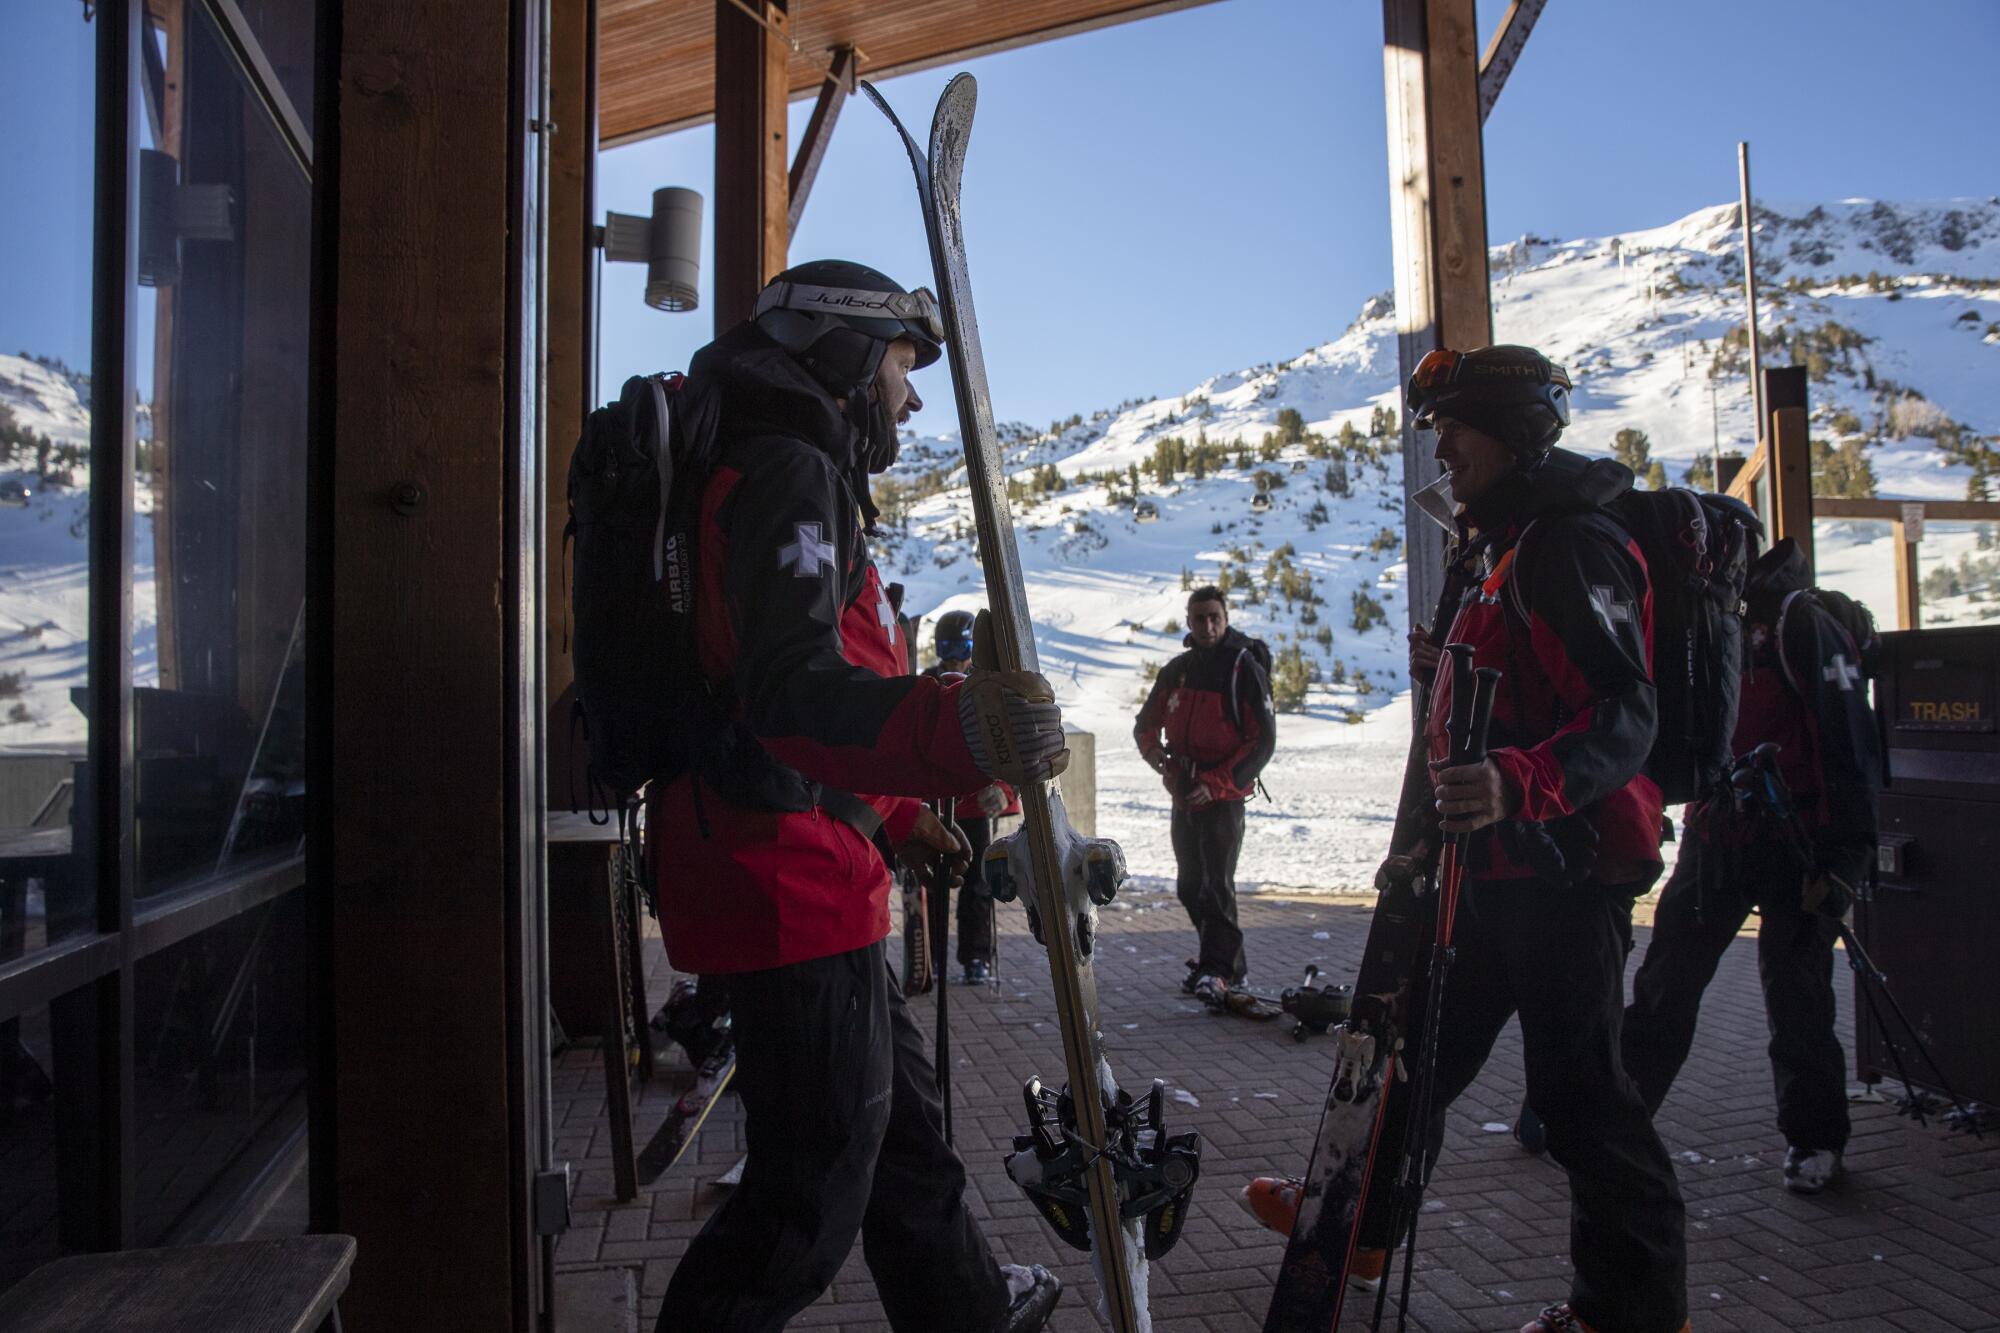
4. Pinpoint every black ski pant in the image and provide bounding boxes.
[1623,842,1850,1152]
[1171,801,1247,982]
[1357,877,1687,1333]
[657,939,1011,1333]
[955,815,996,968]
